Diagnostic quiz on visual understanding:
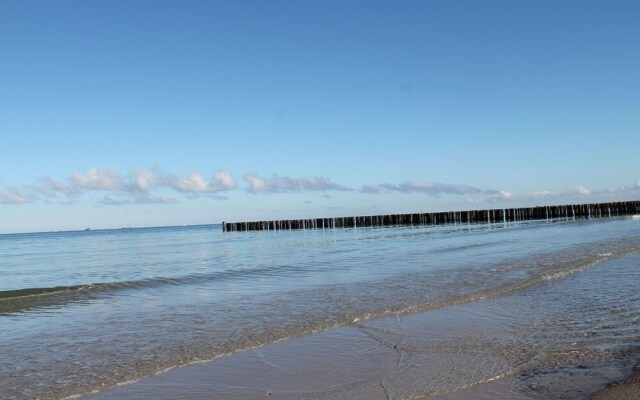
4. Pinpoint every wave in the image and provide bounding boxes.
[0,263,308,313]
[9,241,640,400]
[4,241,640,317]
[0,285,95,300]
[1,264,308,301]
[349,244,640,324]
